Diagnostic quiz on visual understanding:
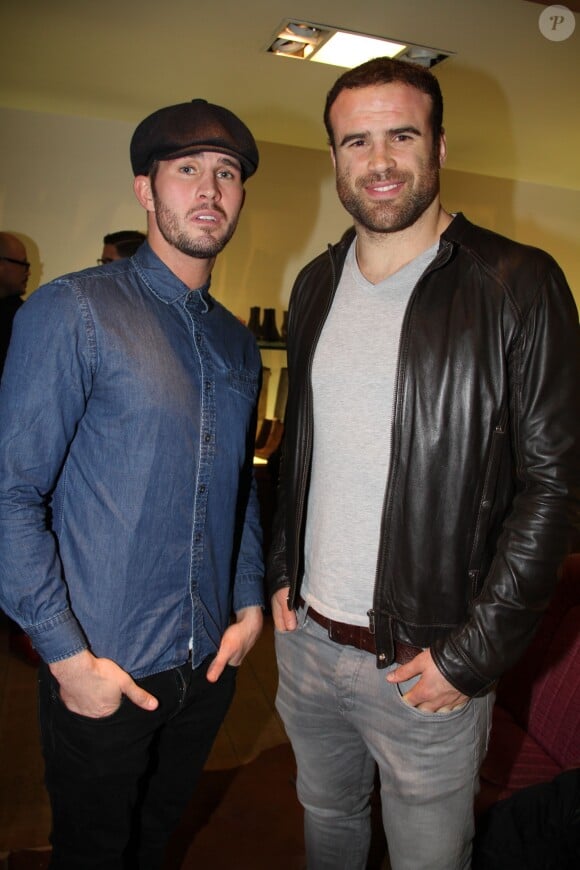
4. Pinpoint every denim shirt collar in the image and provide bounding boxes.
[132,241,211,308]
